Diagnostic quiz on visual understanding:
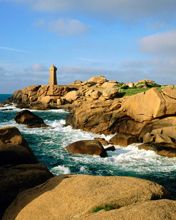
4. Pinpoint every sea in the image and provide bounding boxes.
[0,94,176,198]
